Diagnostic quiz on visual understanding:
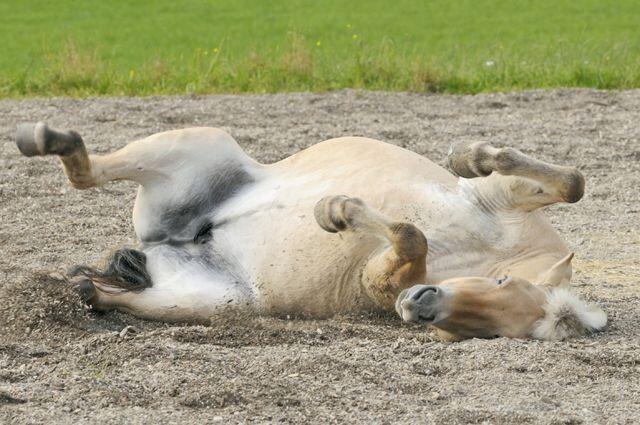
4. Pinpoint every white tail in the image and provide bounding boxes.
[532,288,607,340]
